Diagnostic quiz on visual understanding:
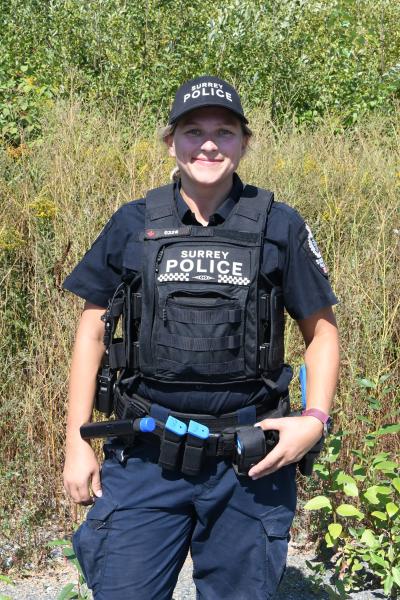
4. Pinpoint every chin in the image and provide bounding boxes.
[189,169,233,187]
